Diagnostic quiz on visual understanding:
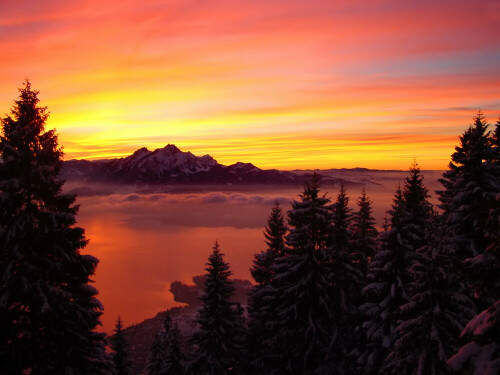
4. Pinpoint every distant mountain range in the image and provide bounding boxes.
[62,144,348,185]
